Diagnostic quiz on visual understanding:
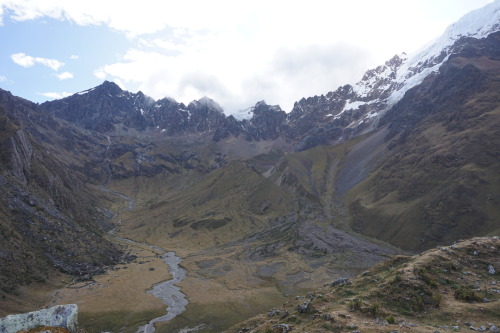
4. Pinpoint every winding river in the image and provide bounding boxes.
[99,160,187,333]
[115,237,188,333]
